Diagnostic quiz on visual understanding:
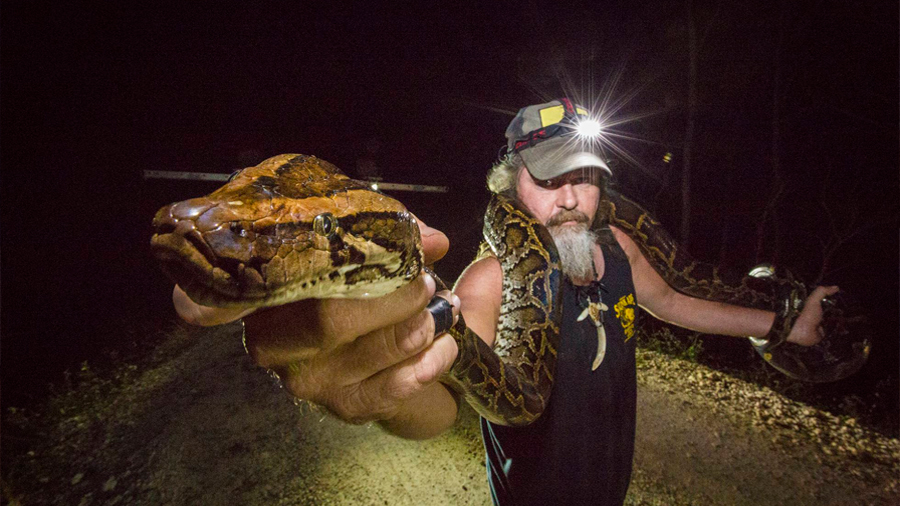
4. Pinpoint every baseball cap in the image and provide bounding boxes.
[505,98,611,180]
